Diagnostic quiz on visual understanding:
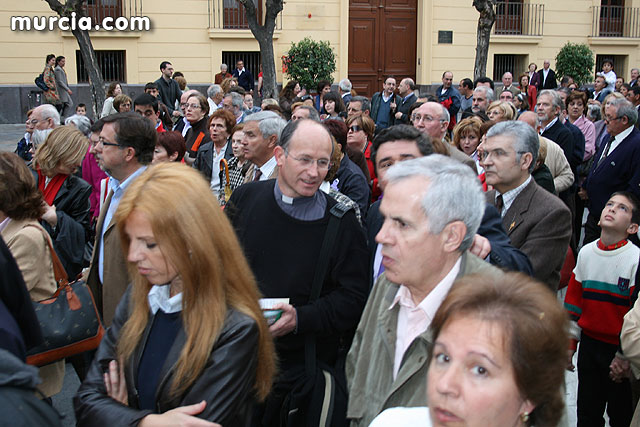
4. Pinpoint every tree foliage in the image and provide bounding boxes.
[555,42,595,87]
[282,37,336,92]
[43,0,106,117]
[238,0,283,98]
